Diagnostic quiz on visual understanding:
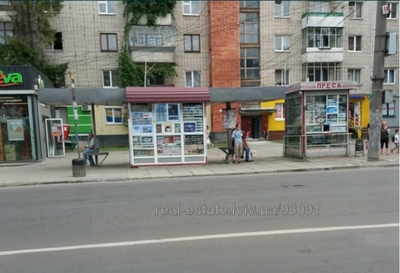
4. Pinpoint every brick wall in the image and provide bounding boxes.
[209,1,241,132]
